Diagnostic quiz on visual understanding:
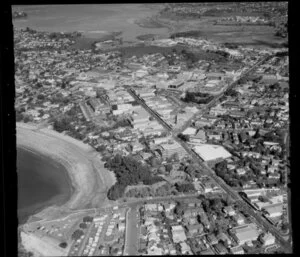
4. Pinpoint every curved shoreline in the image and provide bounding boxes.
[17,146,74,224]
[17,122,116,222]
